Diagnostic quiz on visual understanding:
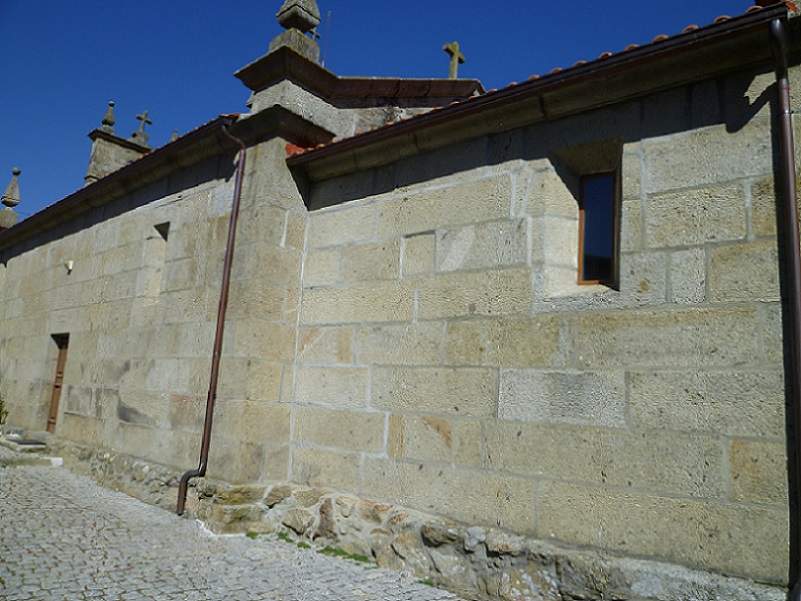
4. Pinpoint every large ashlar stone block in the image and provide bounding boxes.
[709,241,780,303]
[577,307,760,369]
[642,121,773,195]
[436,219,528,273]
[237,244,302,288]
[307,203,376,249]
[499,369,625,427]
[628,370,784,438]
[750,176,778,238]
[294,365,368,408]
[530,215,577,267]
[453,419,482,467]
[297,326,355,365]
[293,406,384,453]
[230,321,296,363]
[214,400,290,445]
[291,446,361,491]
[617,251,668,306]
[236,203,286,247]
[538,483,788,584]
[621,151,641,201]
[371,367,498,416]
[620,198,643,252]
[355,322,442,366]
[388,414,452,462]
[340,240,400,283]
[301,281,415,325]
[226,279,286,321]
[445,314,571,368]
[645,184,746,248]
[283,211,307,251]
[377,174,512,238]
[362,459,538,535]
[304,248,340,287]
[525,168,577,218]
[206,437,265,483]
[670,247,706,304]
[729,439,788,506]
[401,233,435,278]
[417,267,532,319]
[485,421,724,498]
